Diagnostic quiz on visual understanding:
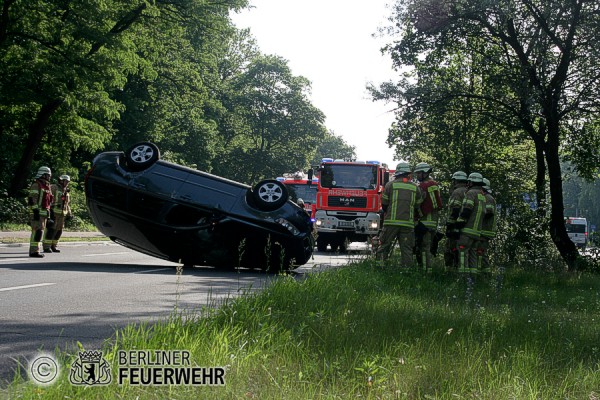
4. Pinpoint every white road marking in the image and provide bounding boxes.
[0,283,56,292]
[135,268,173,274]
[82,252,131,257]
